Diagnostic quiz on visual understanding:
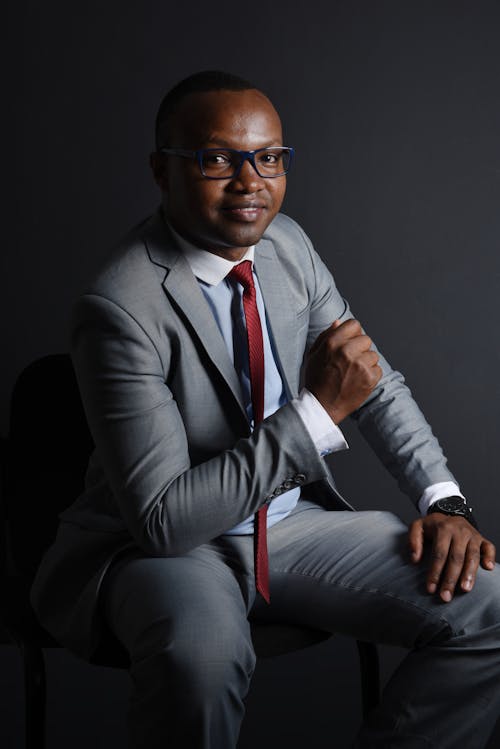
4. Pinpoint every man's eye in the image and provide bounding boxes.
[258,150,282,166]
[263,155,277,163]
[203,152,231,165]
